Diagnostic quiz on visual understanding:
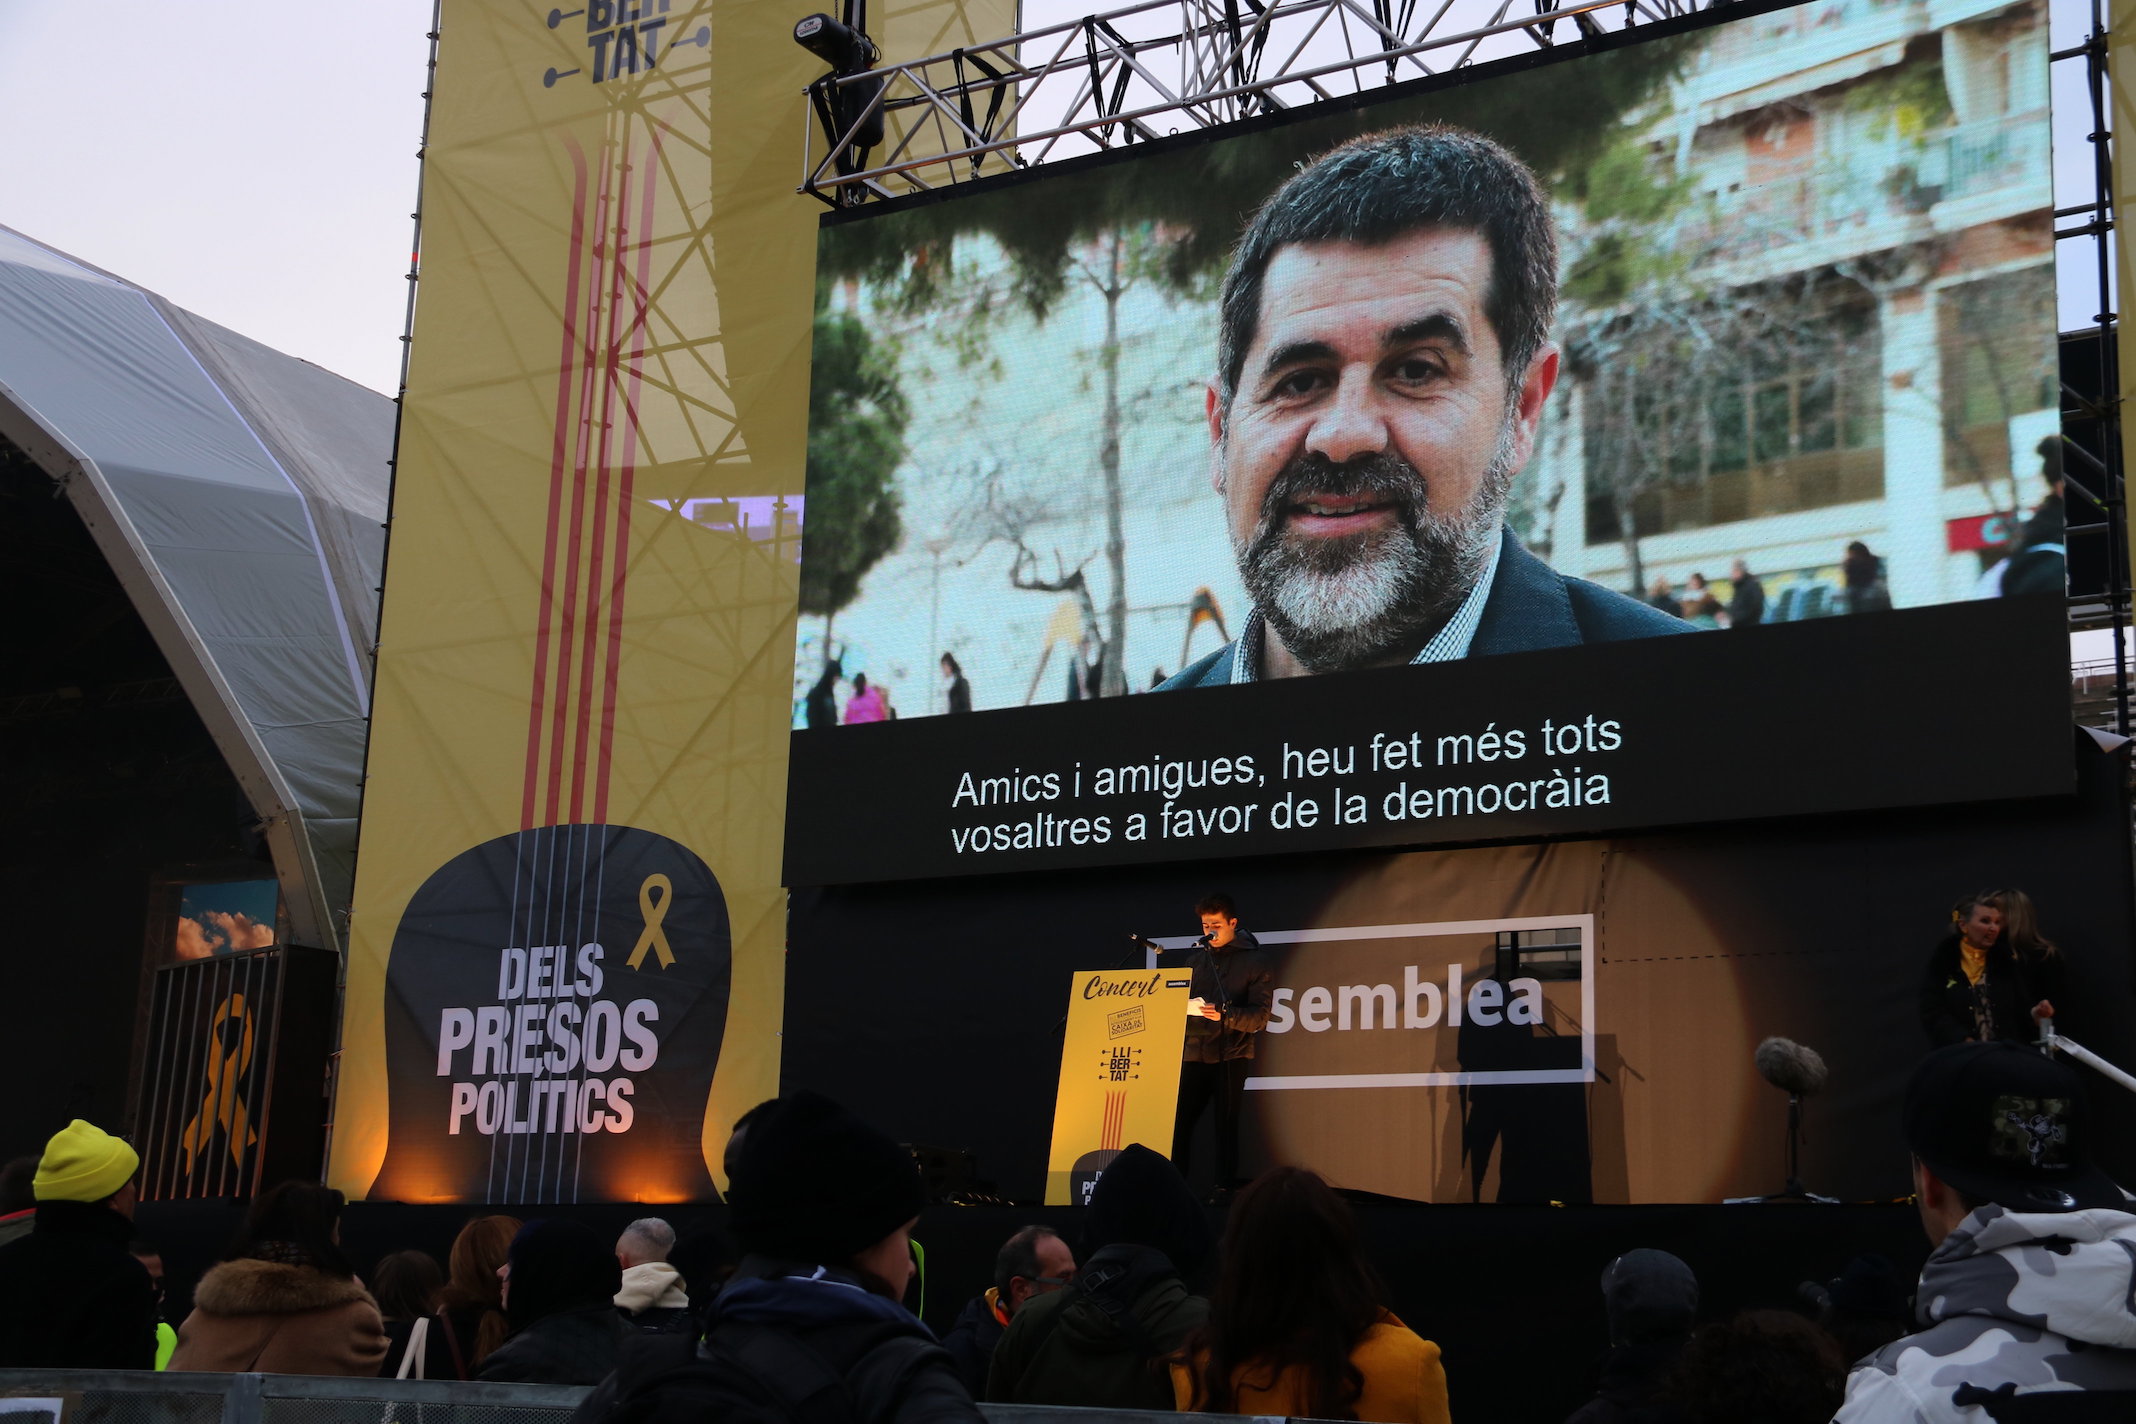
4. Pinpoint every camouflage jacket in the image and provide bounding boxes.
[1833,1205,2136,1422]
